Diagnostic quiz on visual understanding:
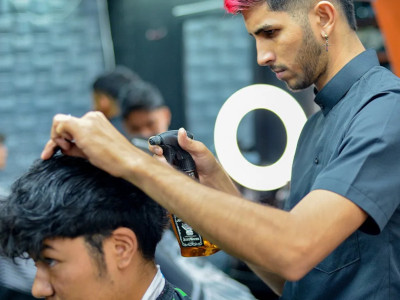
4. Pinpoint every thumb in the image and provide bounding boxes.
[177,128,197,153]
